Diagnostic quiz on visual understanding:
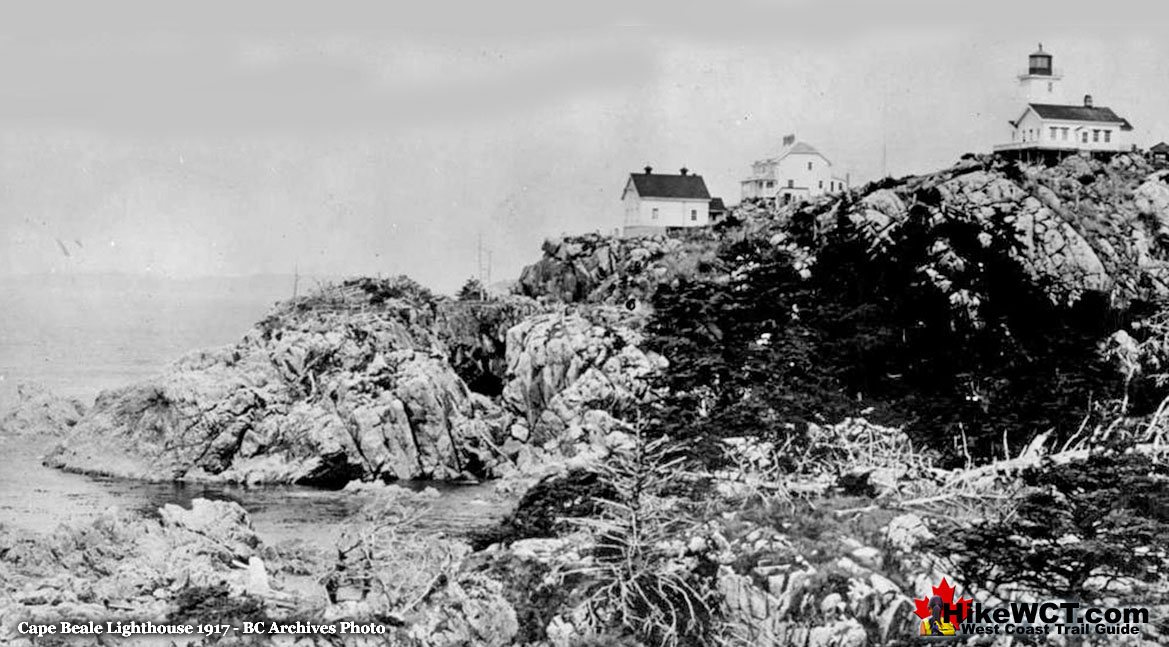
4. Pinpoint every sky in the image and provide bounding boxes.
[4,0,1169,293]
